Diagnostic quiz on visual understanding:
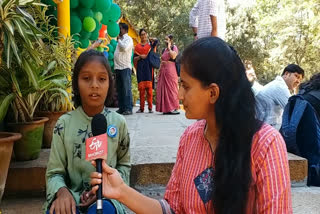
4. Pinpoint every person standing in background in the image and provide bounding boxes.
[189,0,226,40]
[114,23,134,115]
[134,29,155,113]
